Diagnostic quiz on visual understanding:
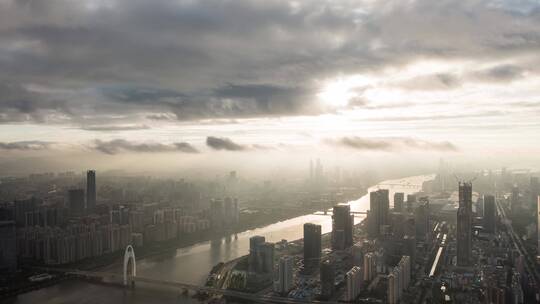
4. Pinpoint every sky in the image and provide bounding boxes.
[1,0,540,175]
